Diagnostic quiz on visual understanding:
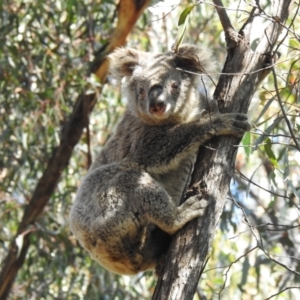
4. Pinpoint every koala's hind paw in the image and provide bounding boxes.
[179,195,210,216]
[167,196,210,235]
[189,194,210,214]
